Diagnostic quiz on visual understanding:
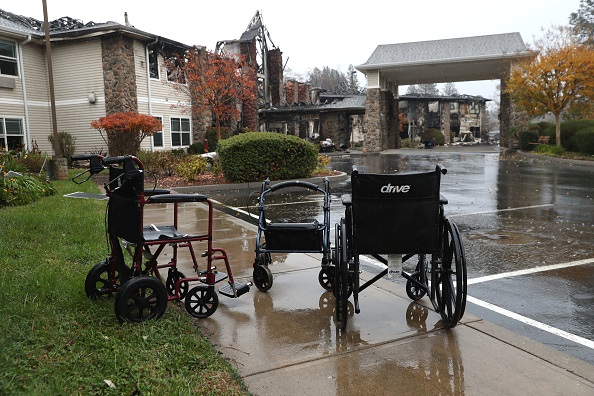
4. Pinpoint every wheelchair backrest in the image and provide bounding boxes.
[350,165,444,254]
[107,164,144,243]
